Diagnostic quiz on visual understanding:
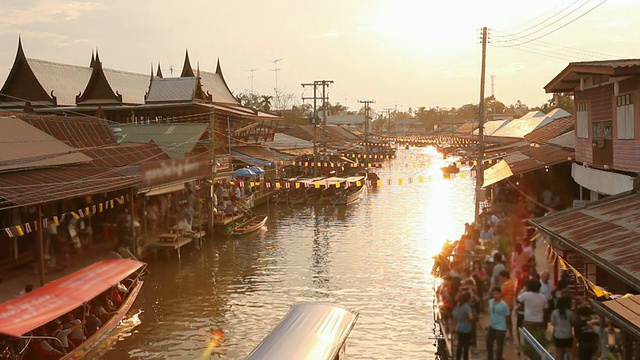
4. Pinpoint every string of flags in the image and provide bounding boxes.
[228,172,473,189]
[2,195,129,239]
[277,159,497,168]
[543,240,611,299]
